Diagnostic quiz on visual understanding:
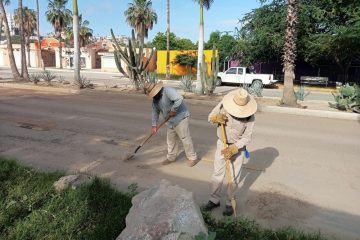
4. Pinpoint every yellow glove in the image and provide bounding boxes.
[210,113,228,124]
[221,144,239,159]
